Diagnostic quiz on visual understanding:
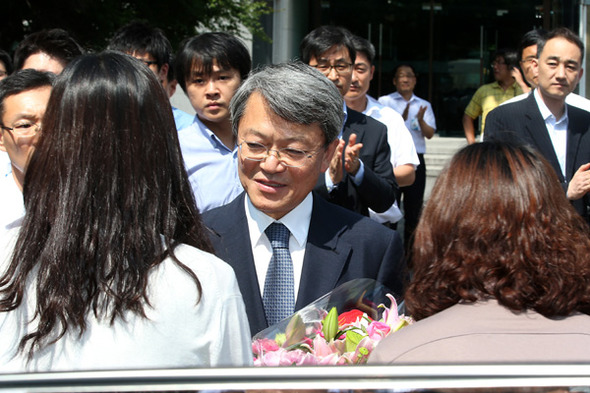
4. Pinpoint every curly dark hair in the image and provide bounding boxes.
[406,141,590,320]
